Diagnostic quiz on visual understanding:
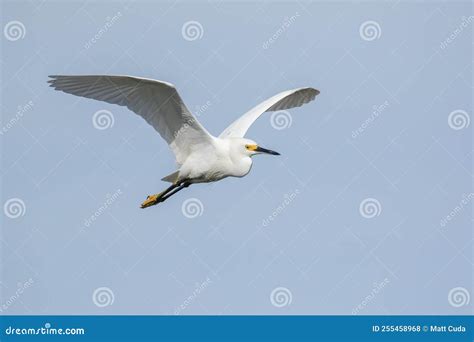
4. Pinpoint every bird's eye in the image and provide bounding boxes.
[245,144,249,149]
